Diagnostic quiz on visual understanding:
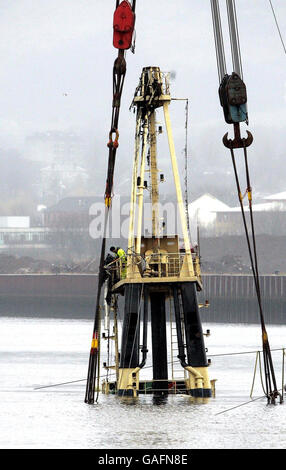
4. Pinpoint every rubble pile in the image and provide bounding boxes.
[0,254,98,274]
[201,255,251,274]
